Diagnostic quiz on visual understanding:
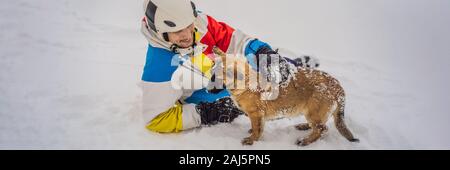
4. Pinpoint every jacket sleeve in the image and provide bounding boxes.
[204,15,254,57]
[141,81,202,133]
[204,15,272,67]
